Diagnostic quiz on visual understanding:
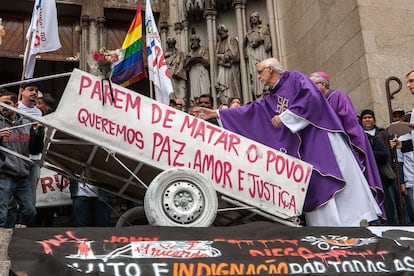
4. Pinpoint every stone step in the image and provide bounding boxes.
[0,229,13,275]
